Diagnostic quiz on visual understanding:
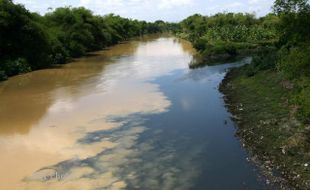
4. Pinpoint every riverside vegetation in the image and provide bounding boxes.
[176,12,279,67]
[0,0,309,189]
[177,0,310,189]
[0,0,175,80]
